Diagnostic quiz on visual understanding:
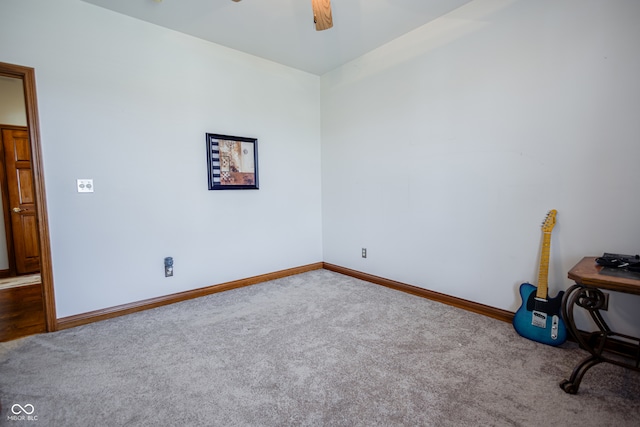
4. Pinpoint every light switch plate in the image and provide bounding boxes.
[77,179,94,193]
